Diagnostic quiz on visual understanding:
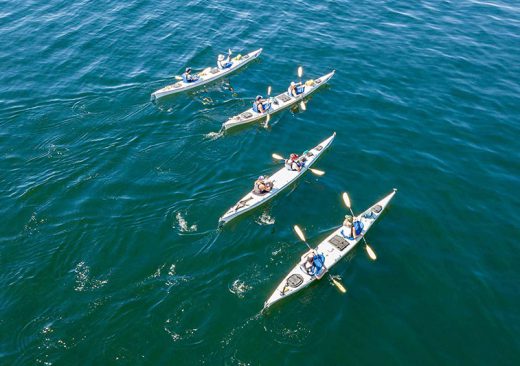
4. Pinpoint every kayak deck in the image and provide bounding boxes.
[263,189,397,310]
[151,48,262,100]
[222,70,335,130]
[218,133,336,226]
